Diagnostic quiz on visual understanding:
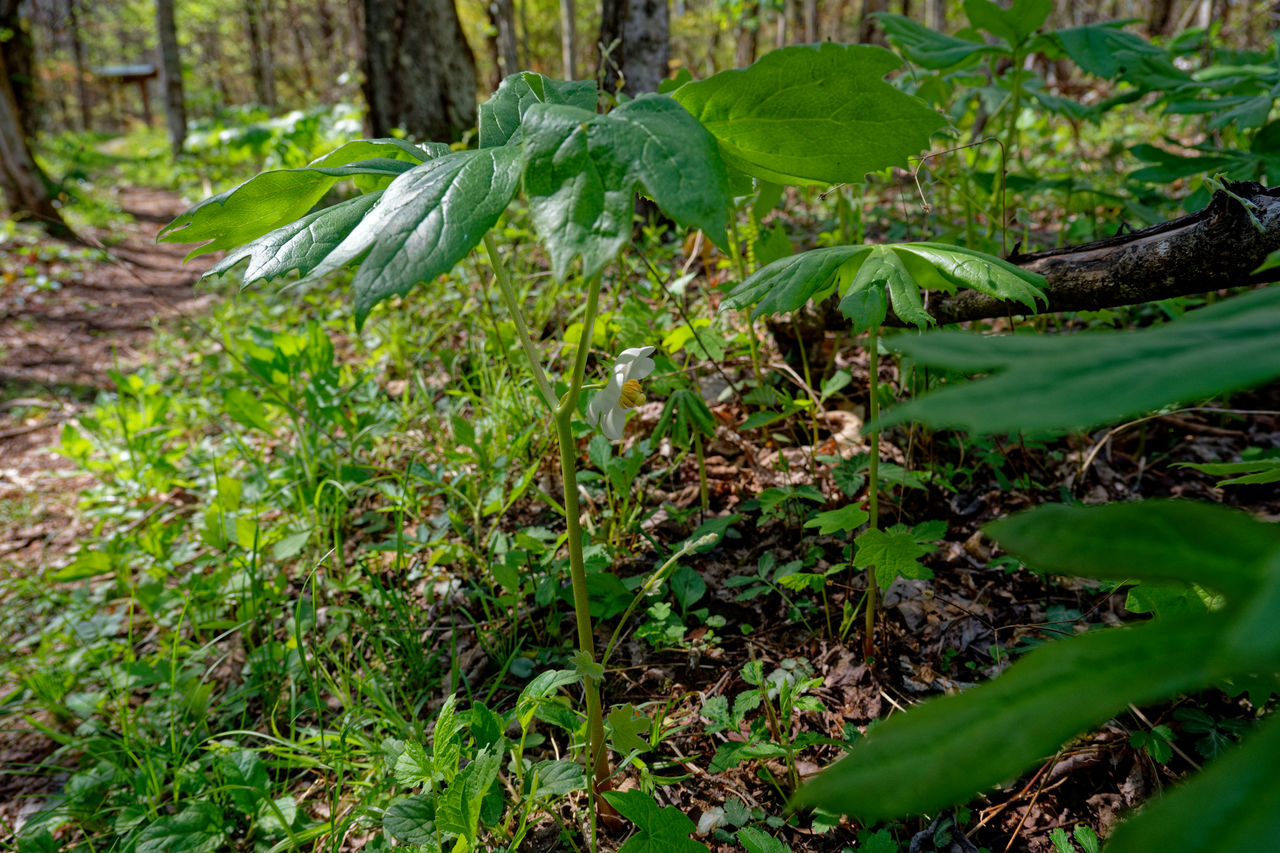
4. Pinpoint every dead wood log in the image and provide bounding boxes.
[903,180,1280,327]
